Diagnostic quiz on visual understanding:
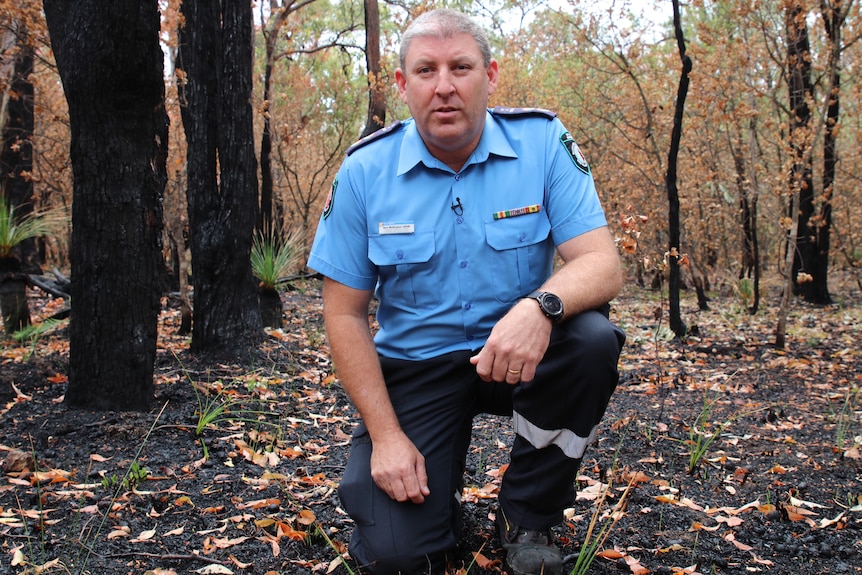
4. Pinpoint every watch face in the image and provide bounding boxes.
[542,294,563,315]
